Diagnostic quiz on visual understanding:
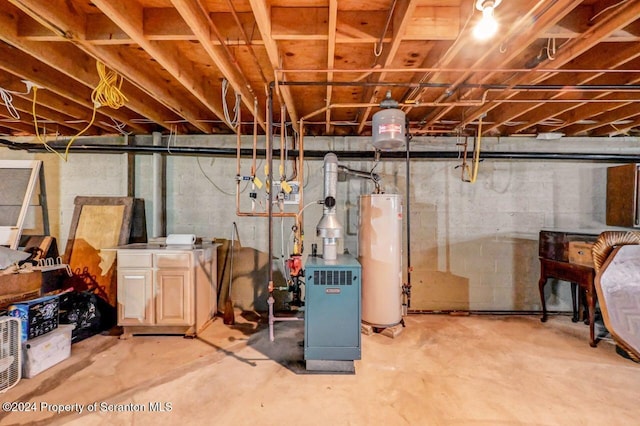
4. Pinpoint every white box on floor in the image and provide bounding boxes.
[22,324,74,378]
